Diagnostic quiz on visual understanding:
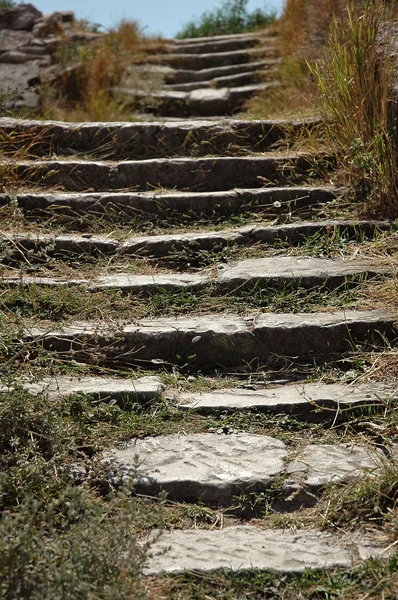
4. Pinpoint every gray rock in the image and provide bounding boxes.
[188,87,230,114]
[218,256,388,289]
[17,375,164,404]
[145,526,388,575]
[104,433,287,503]
[22,310,396,368]
[0,4,42,32]
[297,443,385,488]
[175,382,396,418]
